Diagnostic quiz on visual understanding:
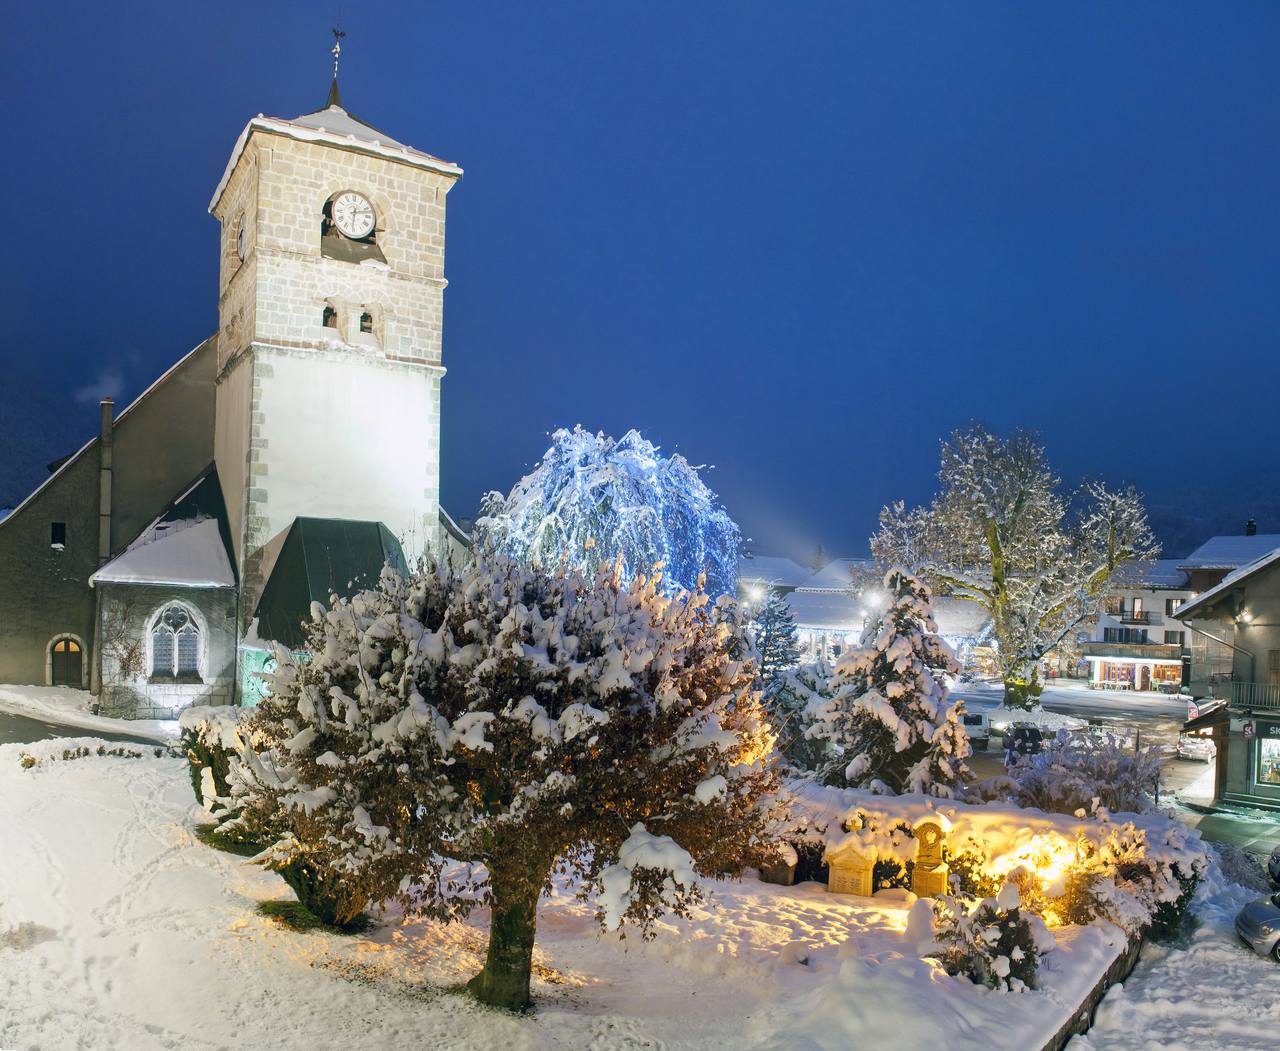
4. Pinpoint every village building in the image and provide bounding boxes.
[737,552,992,665]
[1176,545,1280,811]
[0,77,468,717]
[1081,559,1195,691]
